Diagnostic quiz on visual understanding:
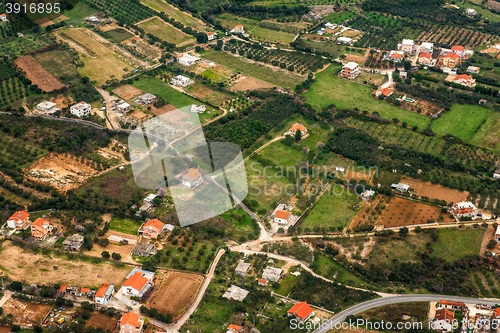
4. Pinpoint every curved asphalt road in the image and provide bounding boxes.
[312,294,500,333]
